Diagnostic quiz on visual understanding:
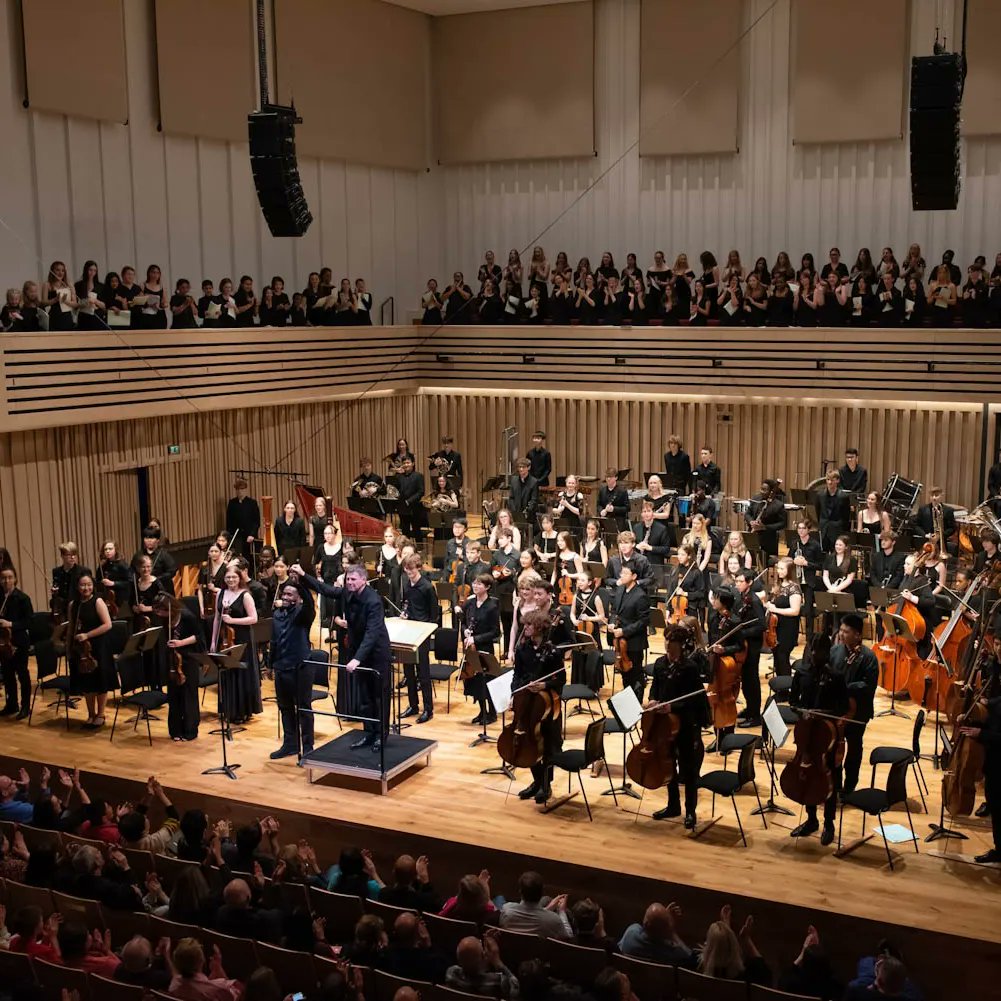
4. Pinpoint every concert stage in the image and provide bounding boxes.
[4,673,999,999]
[301,732,437,794]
